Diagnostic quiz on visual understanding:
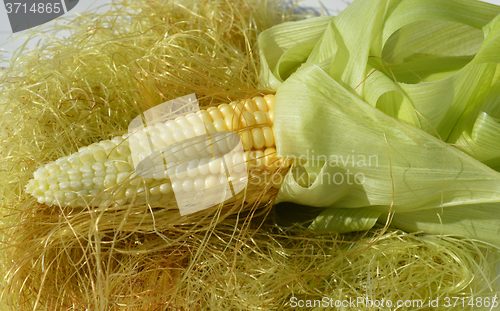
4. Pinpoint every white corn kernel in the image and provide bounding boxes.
[183,127,196,139]
[150,185,161,196]
[209,158,222,174]
[57,173,69,183]
[71,181,83,191]
[82,179,93,190]
[68,154,82,167]
[173,129,185,143]
[104,174,117,188]
[65,192,77,200]
[182,180,193,192]
[193,178,204,191]
[186,113,202,125]
[160,126,176,145]
[187,159,200,177]
[172,181,182,193]
[59,181,70,191]
[197,110,212,124]
[198,158,210,175]
[205,175,218,188]
[93,177,104,188]
[33,168,49,180]
[232,152,245,173]
[175,116,191,128]
[175,162,188,179]
[205,123,216,133]
[159,182,172,194]
[193,123,207,136]
[47,164,60,175]
[166,120,181,131]
[125,188,136,197]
